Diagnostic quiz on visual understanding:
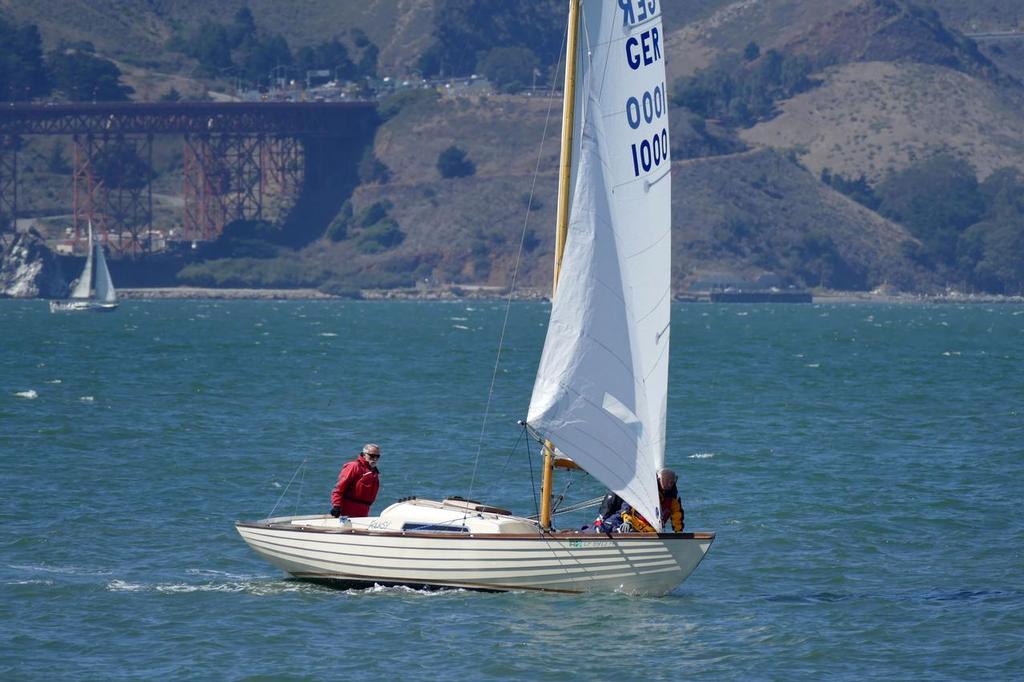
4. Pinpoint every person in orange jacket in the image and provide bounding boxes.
[620,468,685,533]
[329,443,381,518]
